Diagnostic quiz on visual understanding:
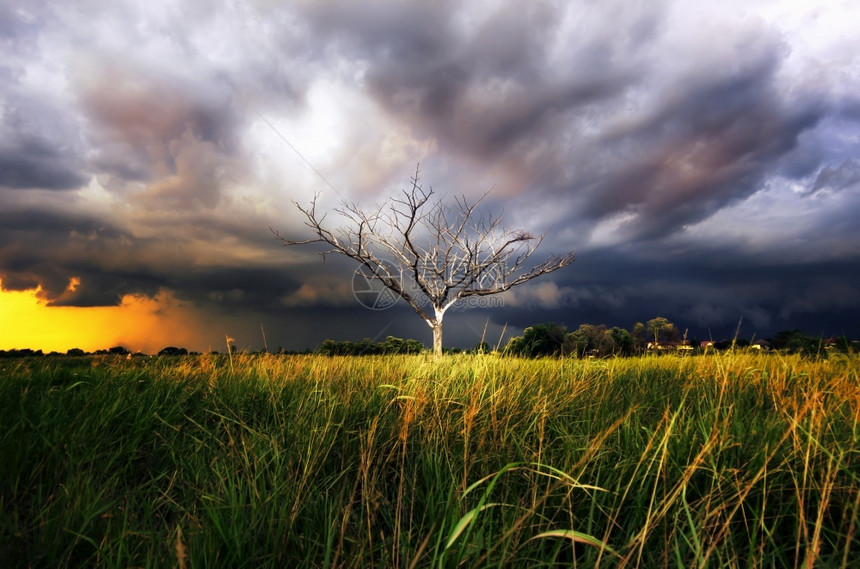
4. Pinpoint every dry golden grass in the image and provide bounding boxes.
[1,350,857,566]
